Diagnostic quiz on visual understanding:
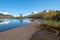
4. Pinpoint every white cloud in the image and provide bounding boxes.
[26,11,38,16]
[3,12,9,15]
[46,10,49,12]
[0,12,9,15]
[34,11,38,13]
[24,13,31,16]
[0,12,3,13]
[14,15,20,17]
